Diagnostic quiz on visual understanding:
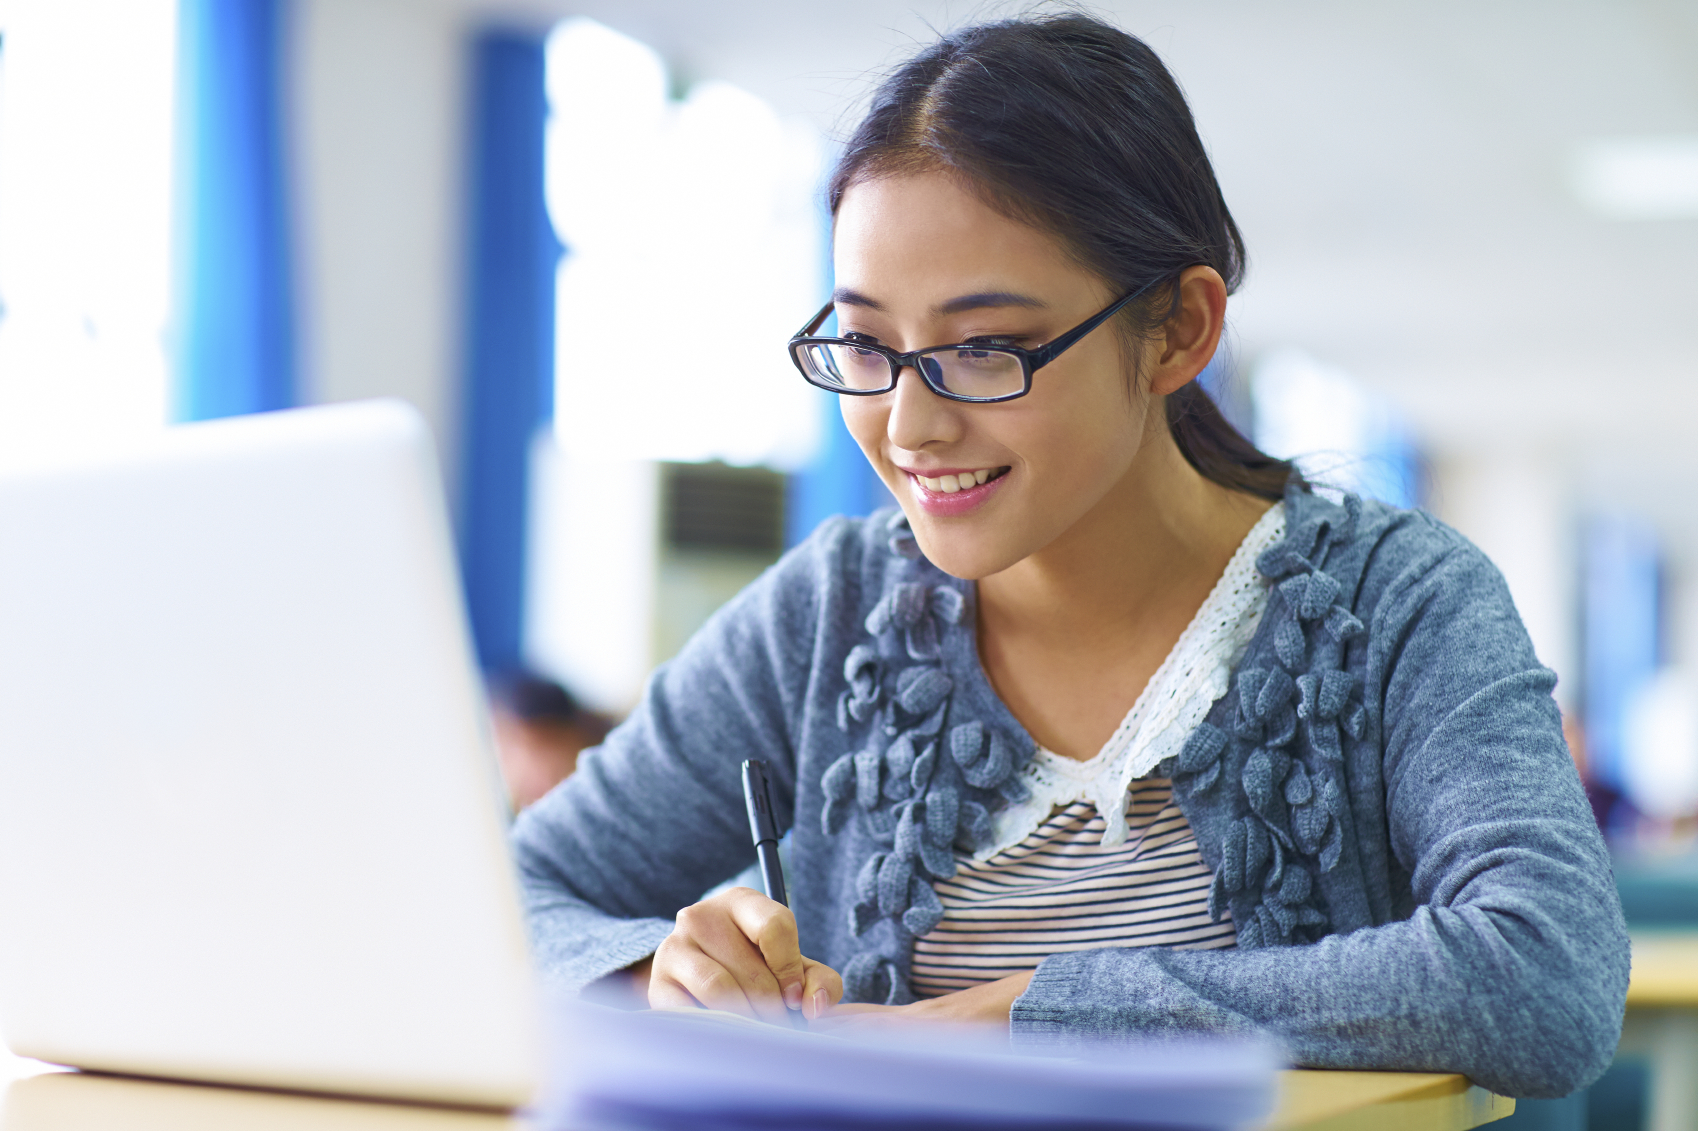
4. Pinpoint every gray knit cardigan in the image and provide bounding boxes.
[512,485,1629,1099]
